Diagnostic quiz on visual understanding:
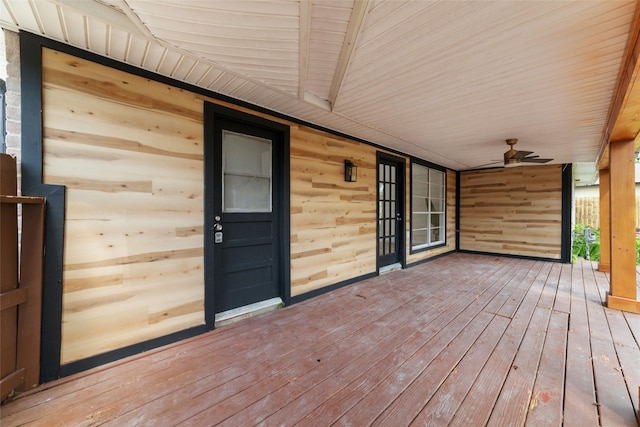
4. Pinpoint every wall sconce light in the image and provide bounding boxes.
[344,160,357,182]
